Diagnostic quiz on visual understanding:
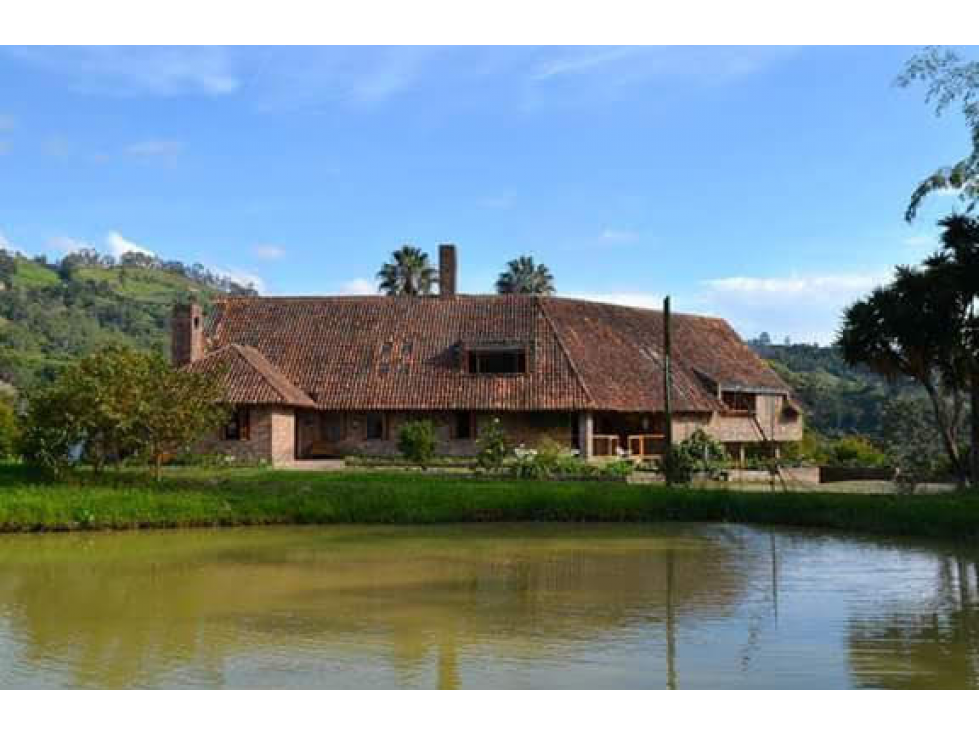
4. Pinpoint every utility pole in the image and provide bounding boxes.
[663,296,674,467]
